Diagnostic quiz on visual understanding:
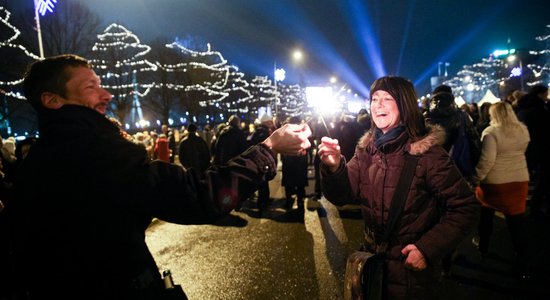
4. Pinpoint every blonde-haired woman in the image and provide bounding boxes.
[472,101,531,280]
